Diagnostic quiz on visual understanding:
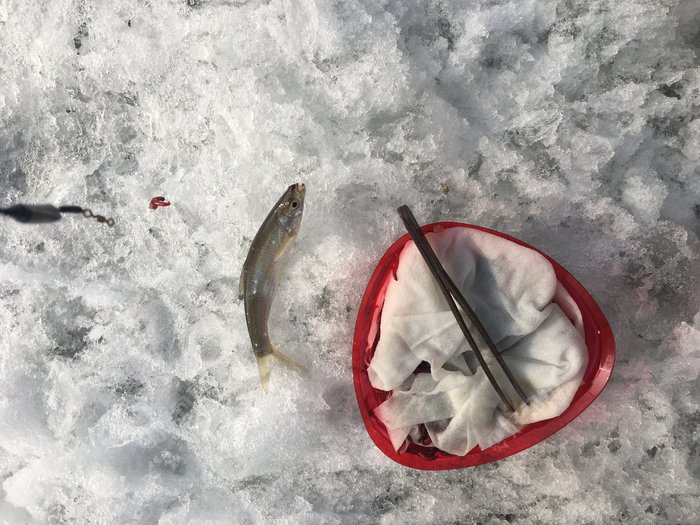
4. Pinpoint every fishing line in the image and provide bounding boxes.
[0,204,115,227]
